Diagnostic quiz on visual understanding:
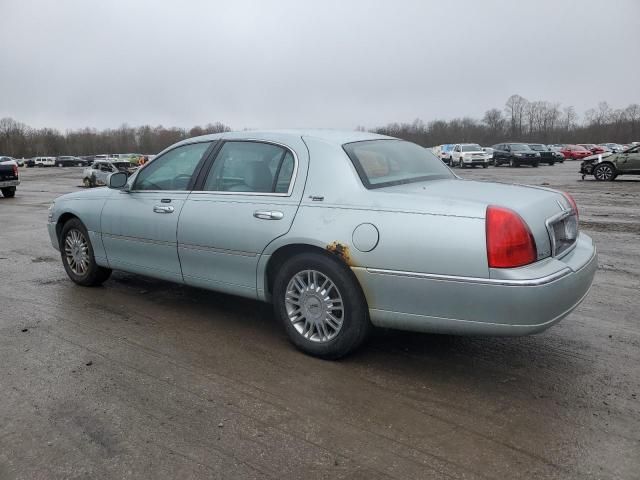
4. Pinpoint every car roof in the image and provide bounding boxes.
[177,129,394,148]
